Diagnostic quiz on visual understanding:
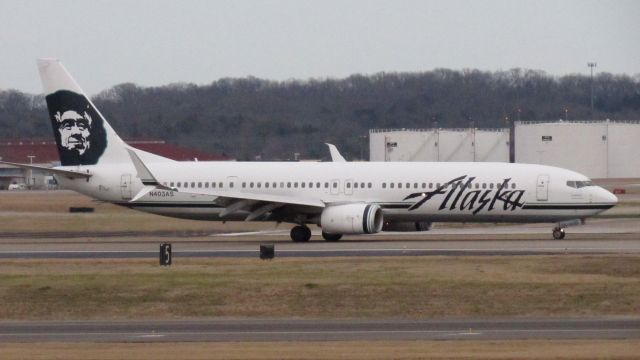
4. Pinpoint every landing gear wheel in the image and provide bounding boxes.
[552,227,565,240]
[322,231,343,242]
[290,225,311,242]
